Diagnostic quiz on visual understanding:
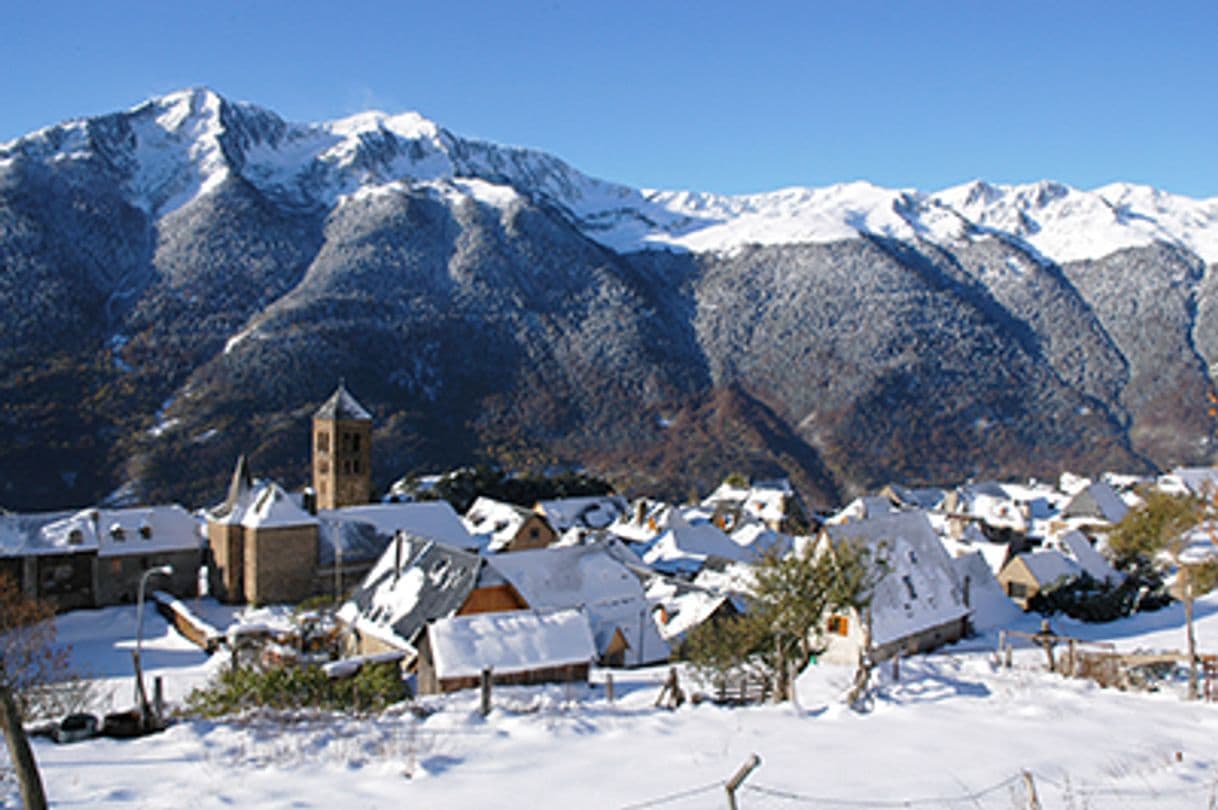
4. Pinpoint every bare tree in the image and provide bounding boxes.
[0,681,47,810]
